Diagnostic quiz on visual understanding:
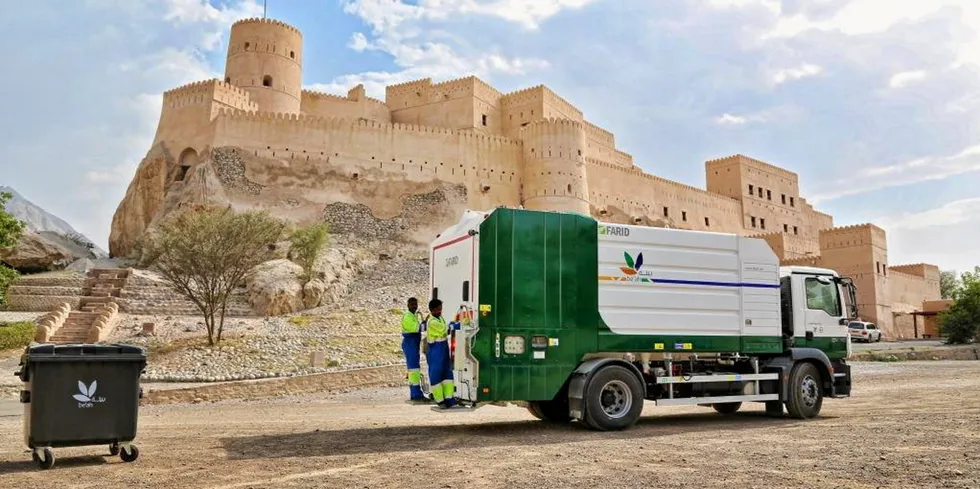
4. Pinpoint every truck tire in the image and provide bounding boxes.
[527,400,571,423]
[582,365,644,431]
[712,402,741,415]
[785,362,823,419]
